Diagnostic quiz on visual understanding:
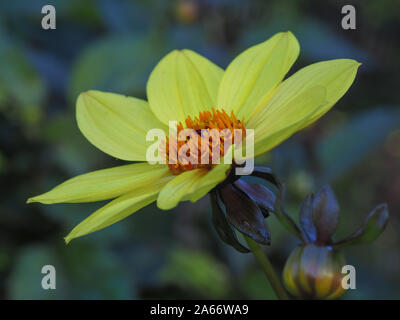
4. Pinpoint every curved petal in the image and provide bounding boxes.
[64,175,172,243]
[217,31,300,119]
[27,163,171,204]
[146,49,224,125]
[186,163,231,203]
[248,59,360,156]
[157,163,231,210]
[157,169,207,210]
[251,87,328,156]
[77,90,168,161]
